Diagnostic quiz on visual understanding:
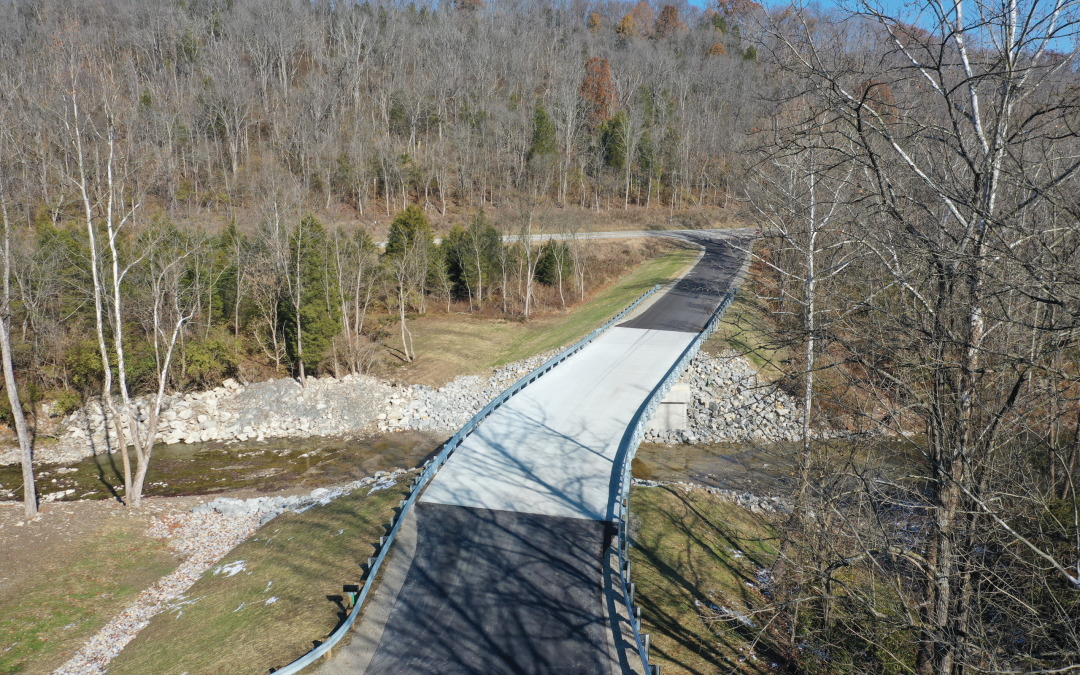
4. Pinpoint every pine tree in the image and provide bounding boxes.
[281,216,341,377]
[600,111,629,171]
[528,100,558,162]
[385,205,433,258]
